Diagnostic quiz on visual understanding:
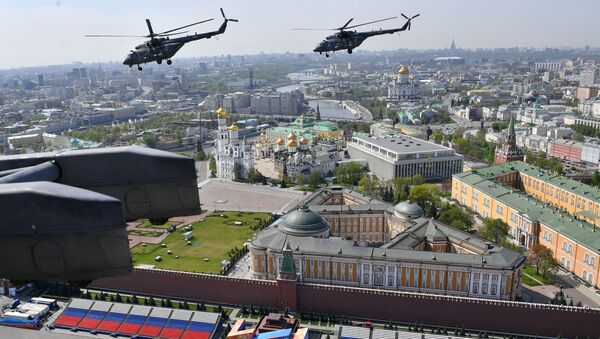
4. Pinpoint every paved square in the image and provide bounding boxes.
[198,180,305,214]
